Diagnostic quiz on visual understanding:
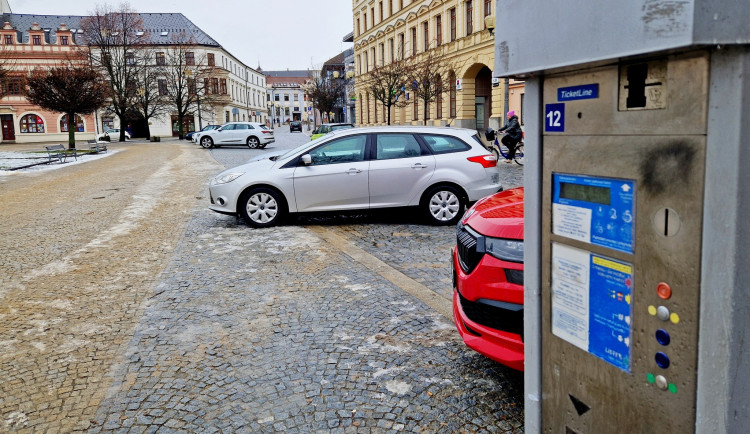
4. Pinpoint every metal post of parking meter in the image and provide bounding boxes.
[493,1,750,433]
